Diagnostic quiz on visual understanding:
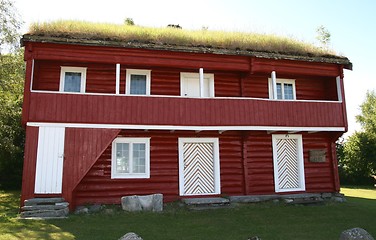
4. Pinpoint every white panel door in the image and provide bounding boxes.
[34,126,65,194]
[180,73,214,97]
[272,134,305,192]
[179,138,220,196]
